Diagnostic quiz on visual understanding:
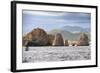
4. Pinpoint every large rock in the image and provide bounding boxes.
[48,34,55,46]
[64,40,69,46]
[22,33,33,46]
[23,28,48,46]
[77,33,89,46]
[52,33,64,46]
